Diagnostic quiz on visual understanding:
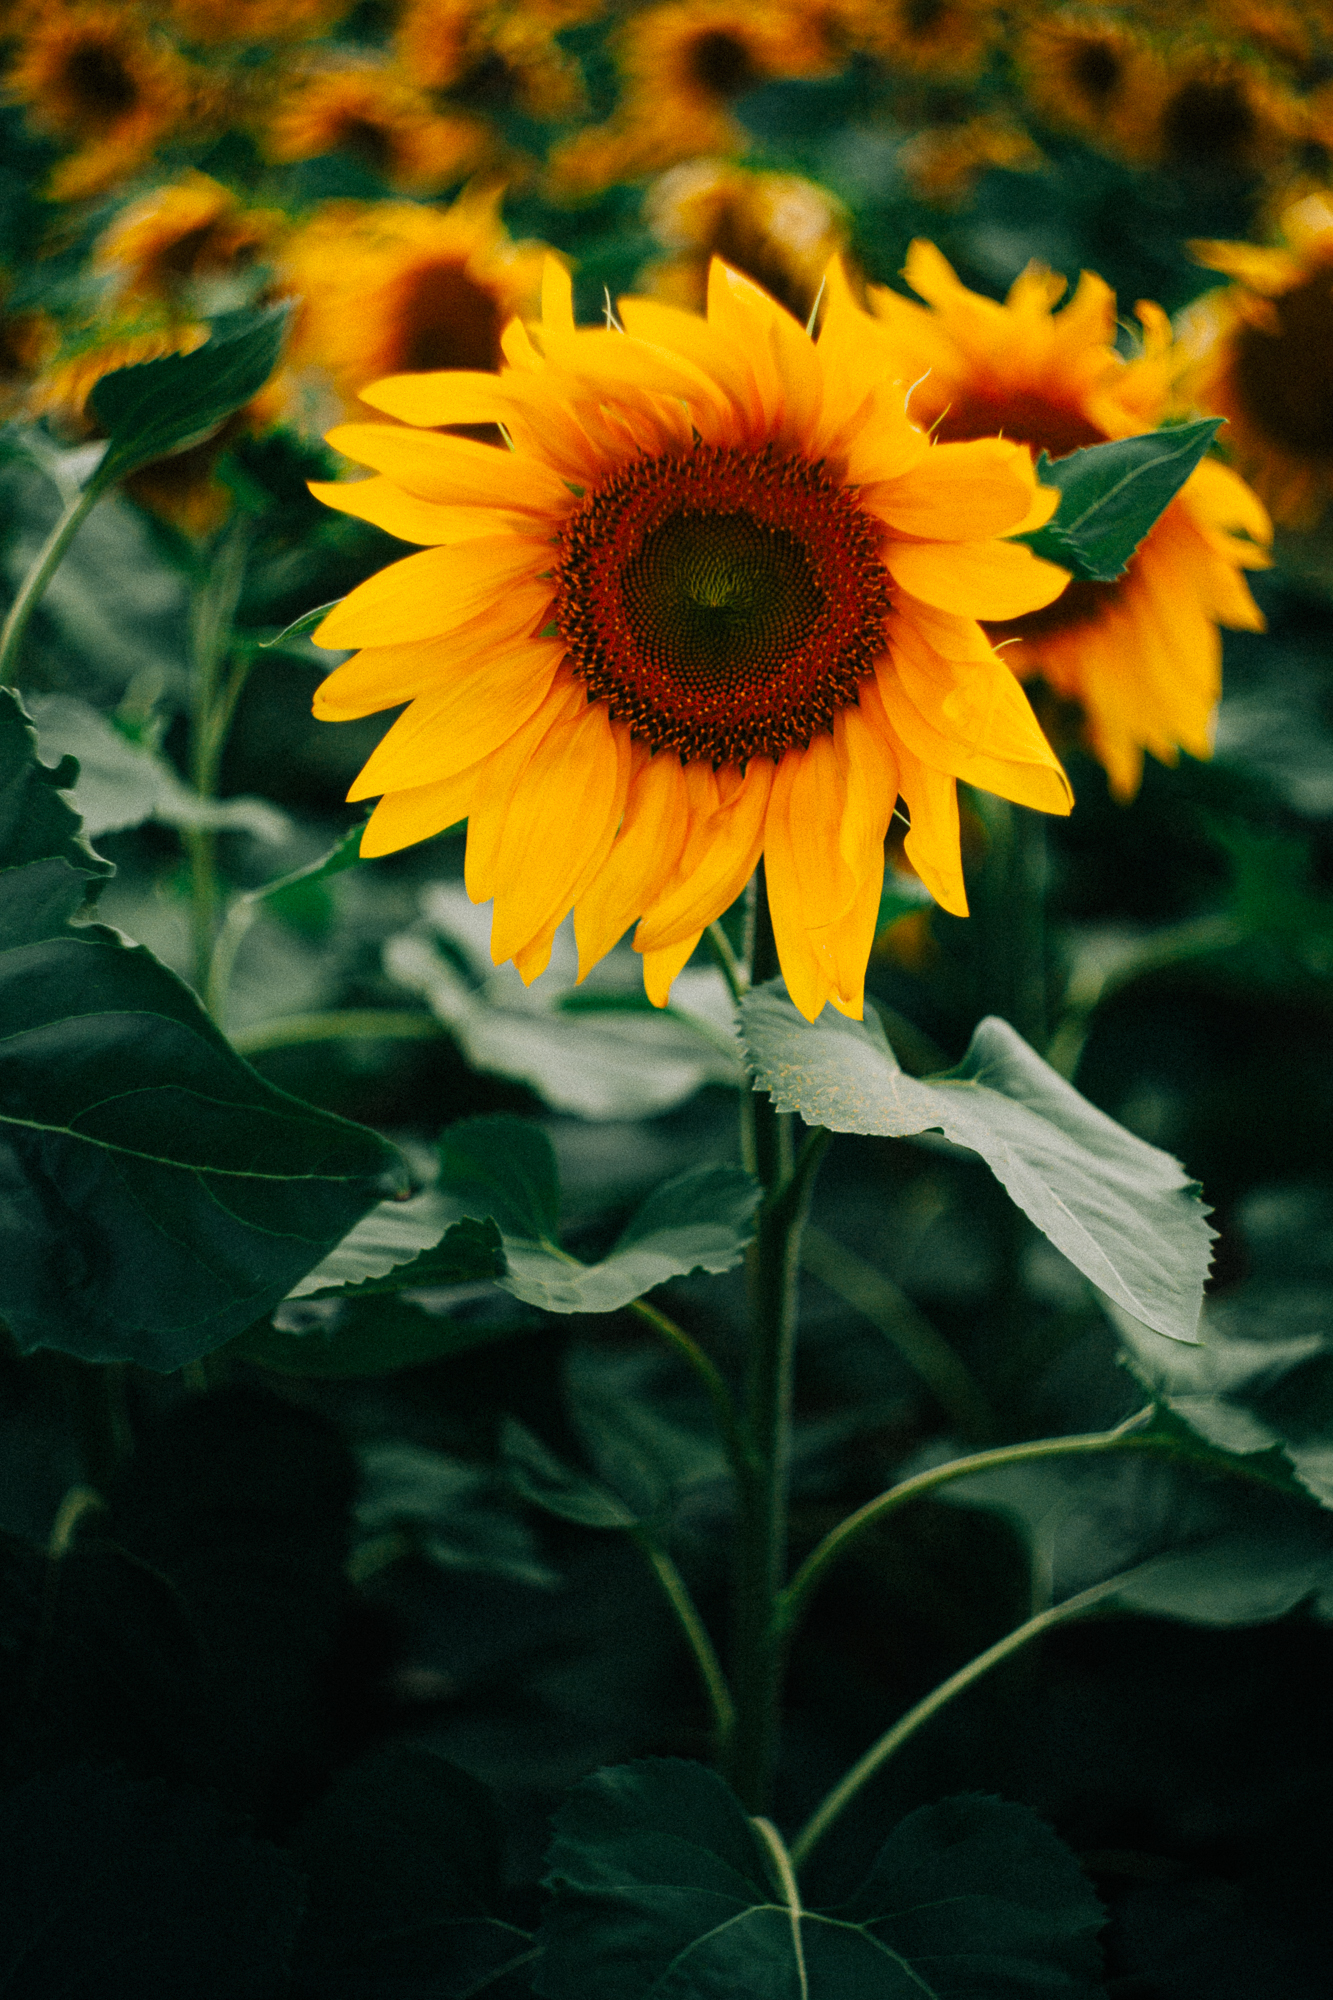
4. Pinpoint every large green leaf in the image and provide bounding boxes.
[354,1442,561,1588]
[537,1761,1104,1998]
[740,986,1212,1342]
[287,1193,505,1298]
[87,305,291,489]
[1017,420,1223,582]
[385,886,741,1120]
[437,1114,762,1315]
[0,690,407,1366]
